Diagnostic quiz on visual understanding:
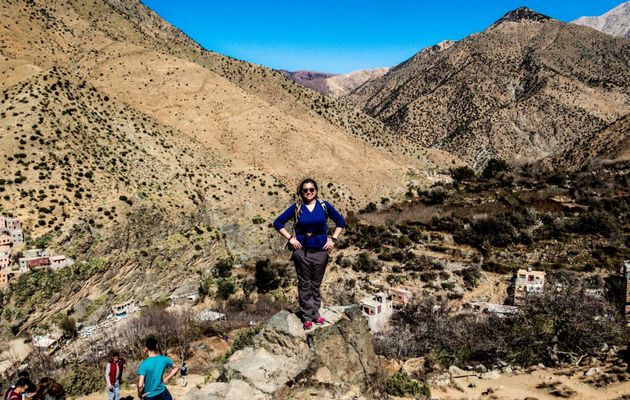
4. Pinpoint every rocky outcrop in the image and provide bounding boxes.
[188,306,383,400]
